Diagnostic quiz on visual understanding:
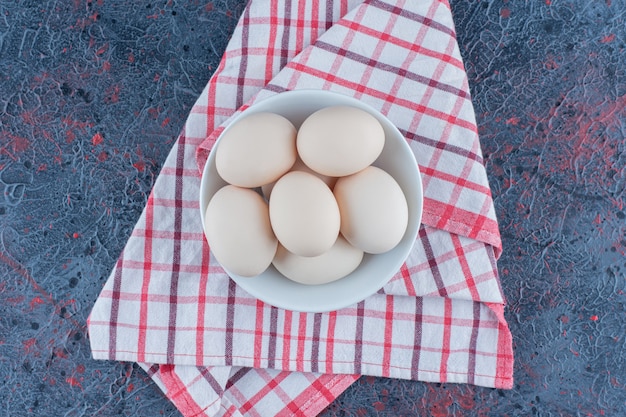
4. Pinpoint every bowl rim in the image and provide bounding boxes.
[199,89,423,312]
